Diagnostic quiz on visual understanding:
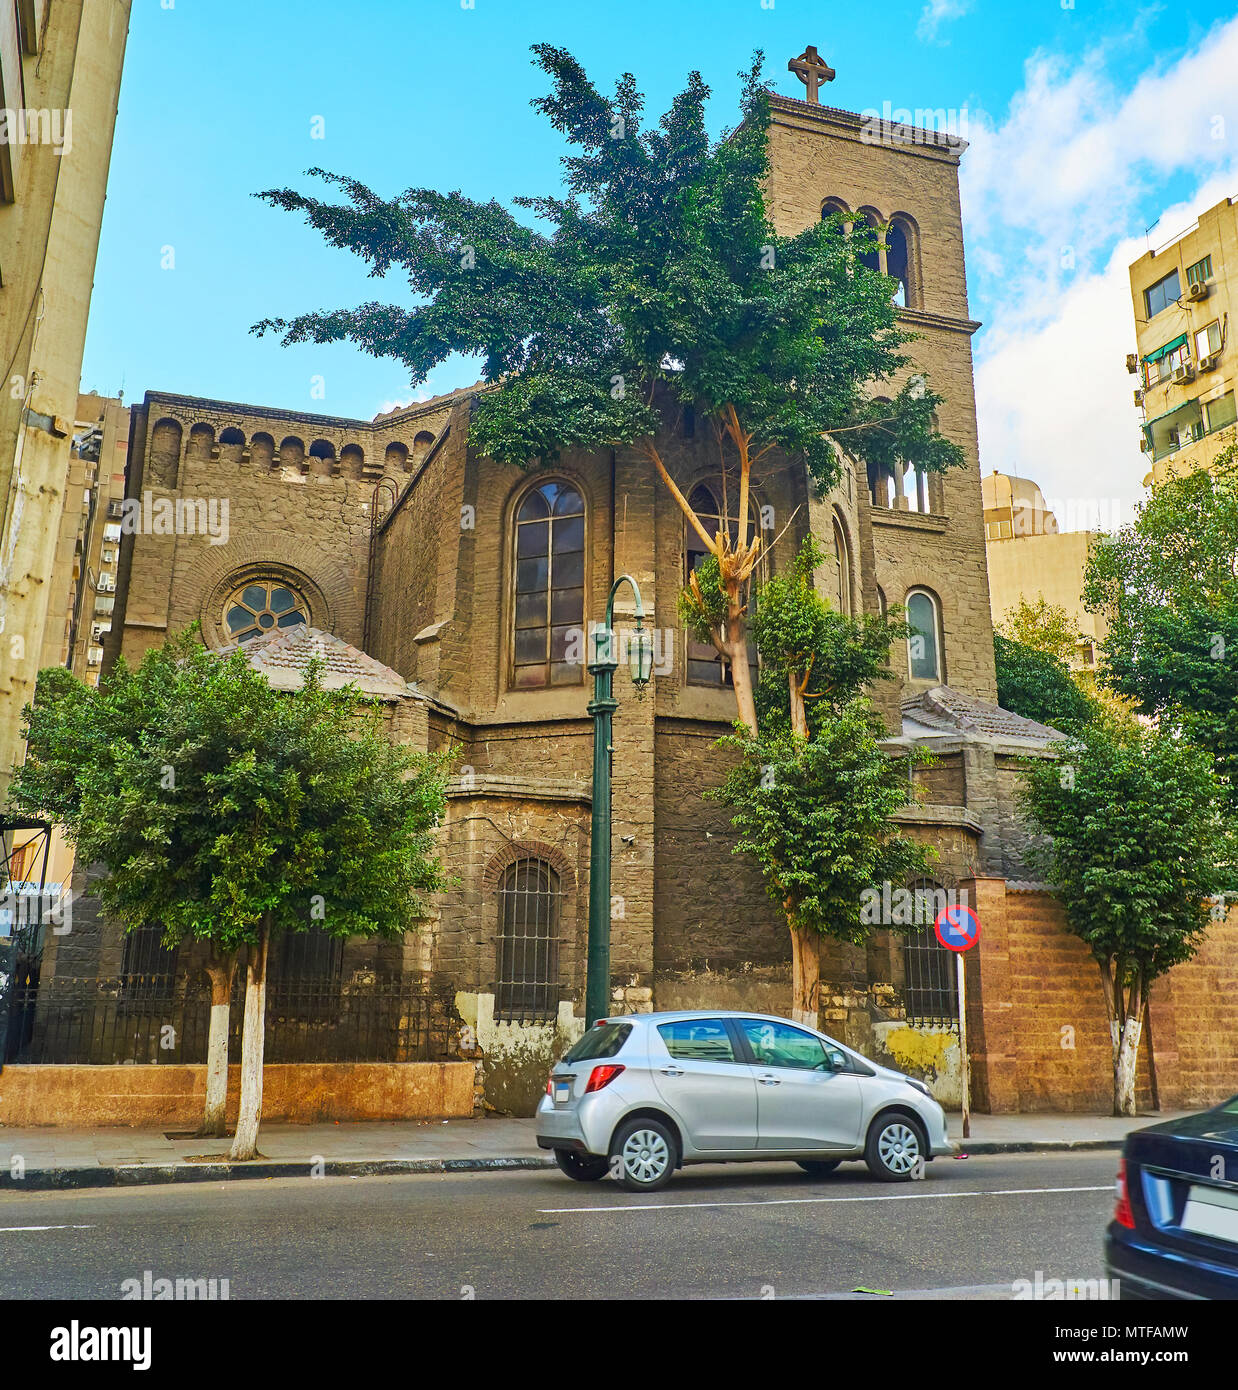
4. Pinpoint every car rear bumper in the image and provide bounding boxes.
[534,1089,628,1157]
[1105,1223,1238,1300]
